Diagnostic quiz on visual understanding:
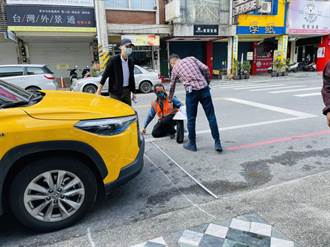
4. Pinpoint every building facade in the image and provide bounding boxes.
[286,0,330,71]
[1,0,97,78]
[98,0,170,74]
[235,0,288,74]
